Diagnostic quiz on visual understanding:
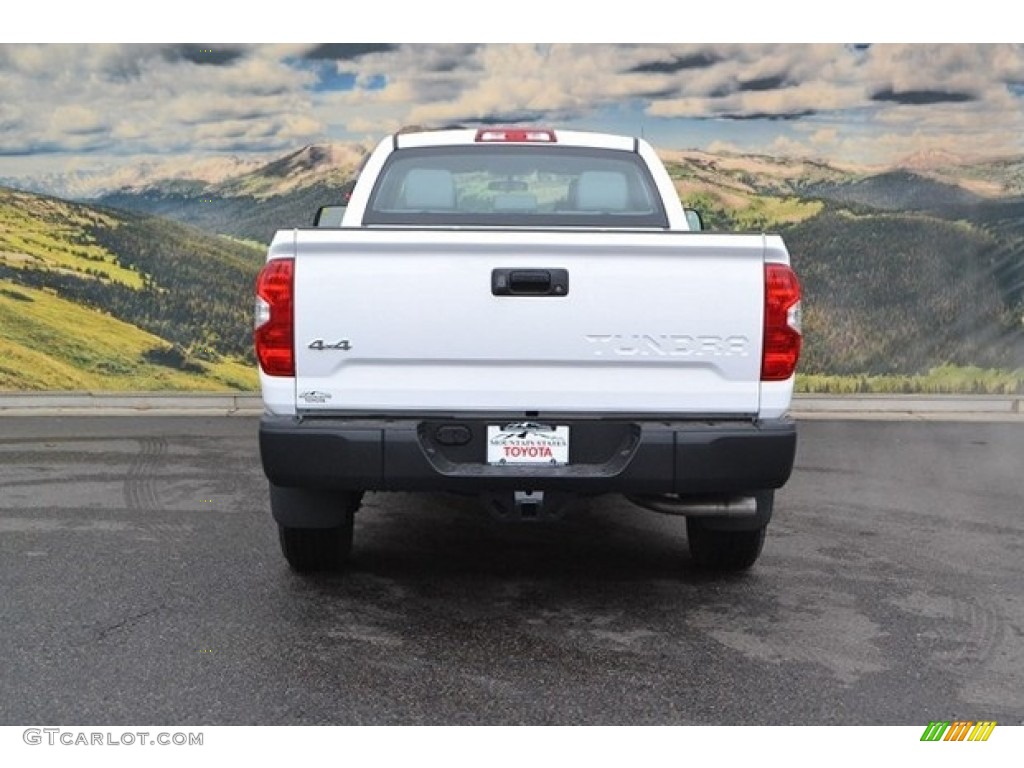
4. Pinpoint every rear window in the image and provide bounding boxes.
[364,145,669,228]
